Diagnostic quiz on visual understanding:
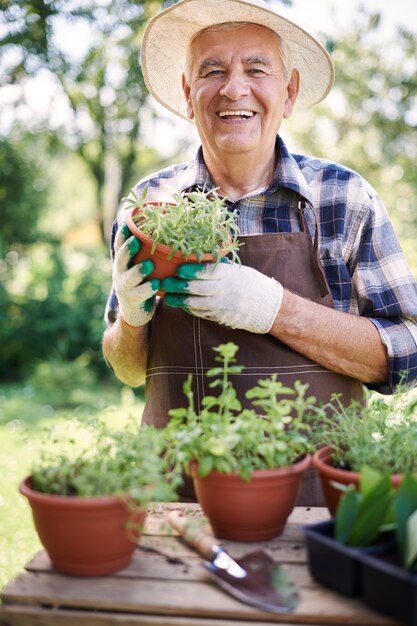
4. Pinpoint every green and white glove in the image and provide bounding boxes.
[162,262,283,334]
[113,223,160,327]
